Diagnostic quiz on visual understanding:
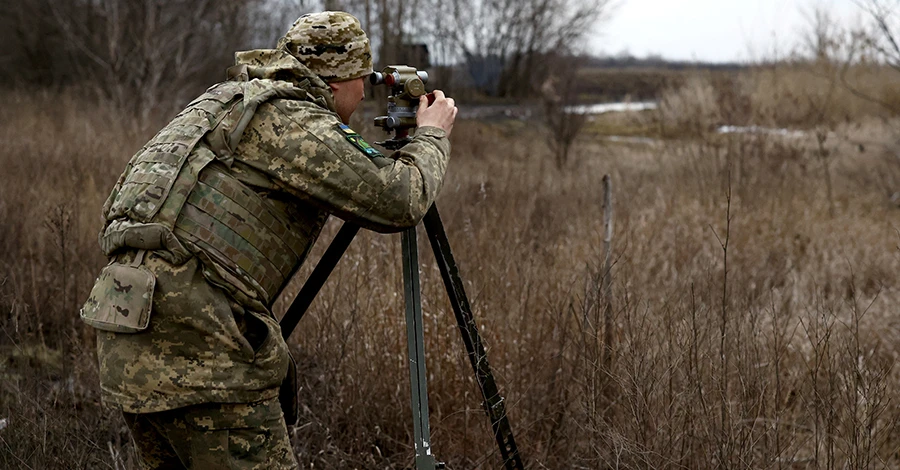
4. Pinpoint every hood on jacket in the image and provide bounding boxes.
[228,49,336,112]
